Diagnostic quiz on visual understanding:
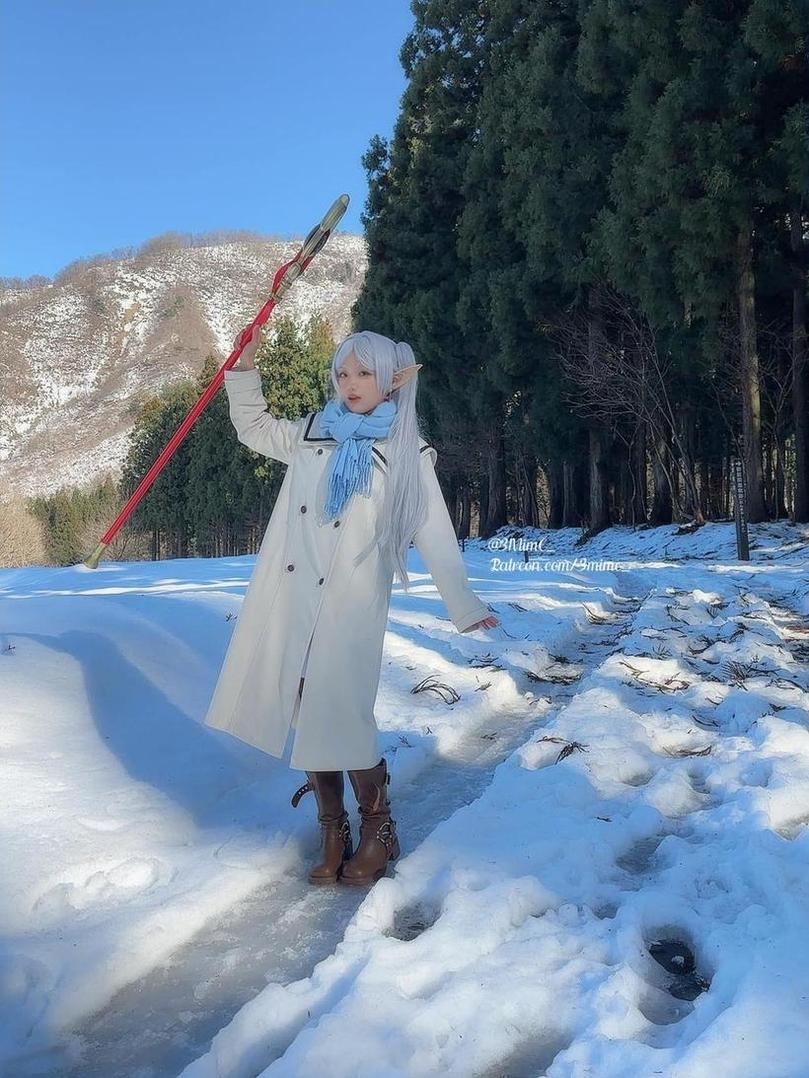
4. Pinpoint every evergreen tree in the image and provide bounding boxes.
[29,489,83,565]
[121,381,197,558]
[354,0,490,533]
[583,0,809,523]
[185,354,247,556]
